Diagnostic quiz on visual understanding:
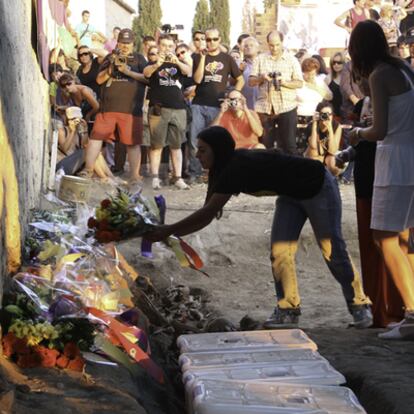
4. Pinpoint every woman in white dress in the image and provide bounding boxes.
[349,20,414,339]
